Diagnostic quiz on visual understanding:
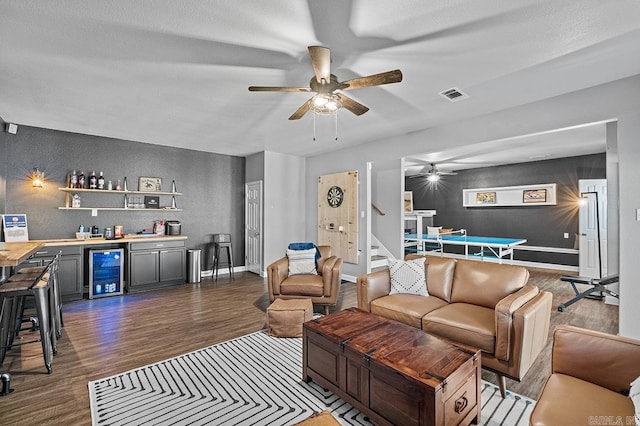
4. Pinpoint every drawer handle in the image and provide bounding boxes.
[454,395,468,414]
